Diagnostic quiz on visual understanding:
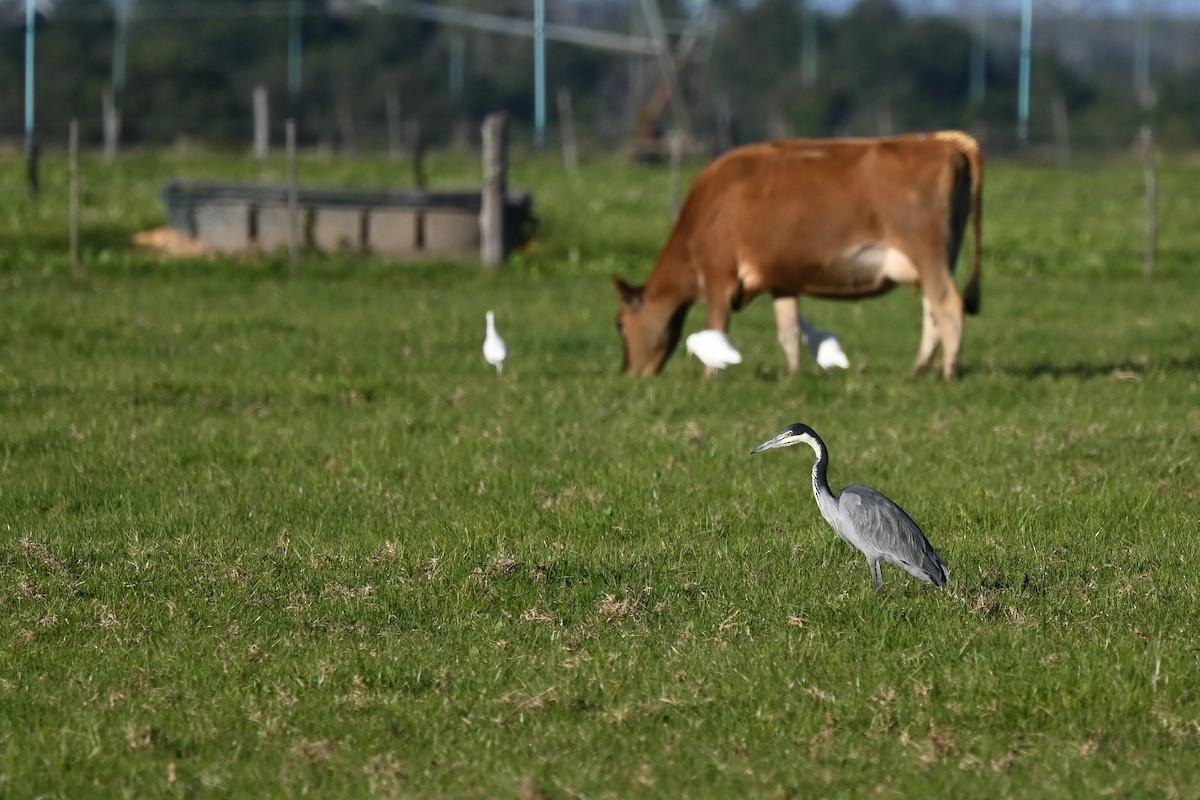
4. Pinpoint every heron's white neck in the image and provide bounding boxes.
[805,438,841,525]
[486,313,497,334]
